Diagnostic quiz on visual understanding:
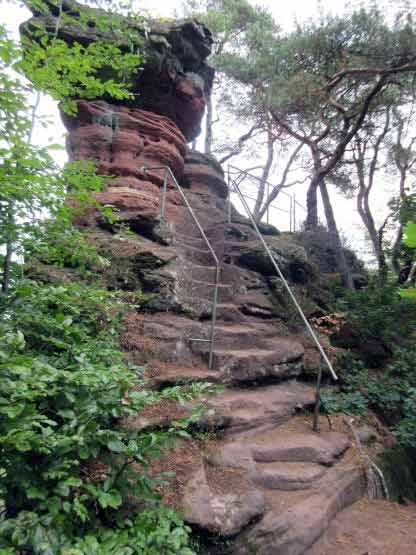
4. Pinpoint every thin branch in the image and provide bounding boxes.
[218,124,260,164]
[326,59,416,92]
[257,142,304,221]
